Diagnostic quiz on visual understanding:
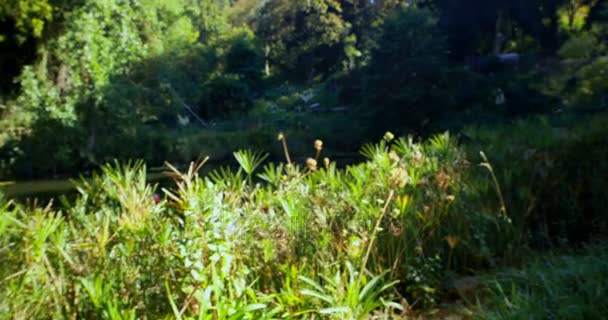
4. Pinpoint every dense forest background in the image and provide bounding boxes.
[1,0,607,178]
